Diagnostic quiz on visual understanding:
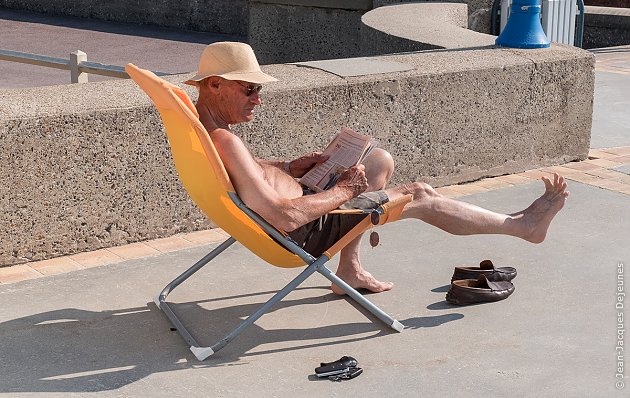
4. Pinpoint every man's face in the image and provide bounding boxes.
[218,79,263,124]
